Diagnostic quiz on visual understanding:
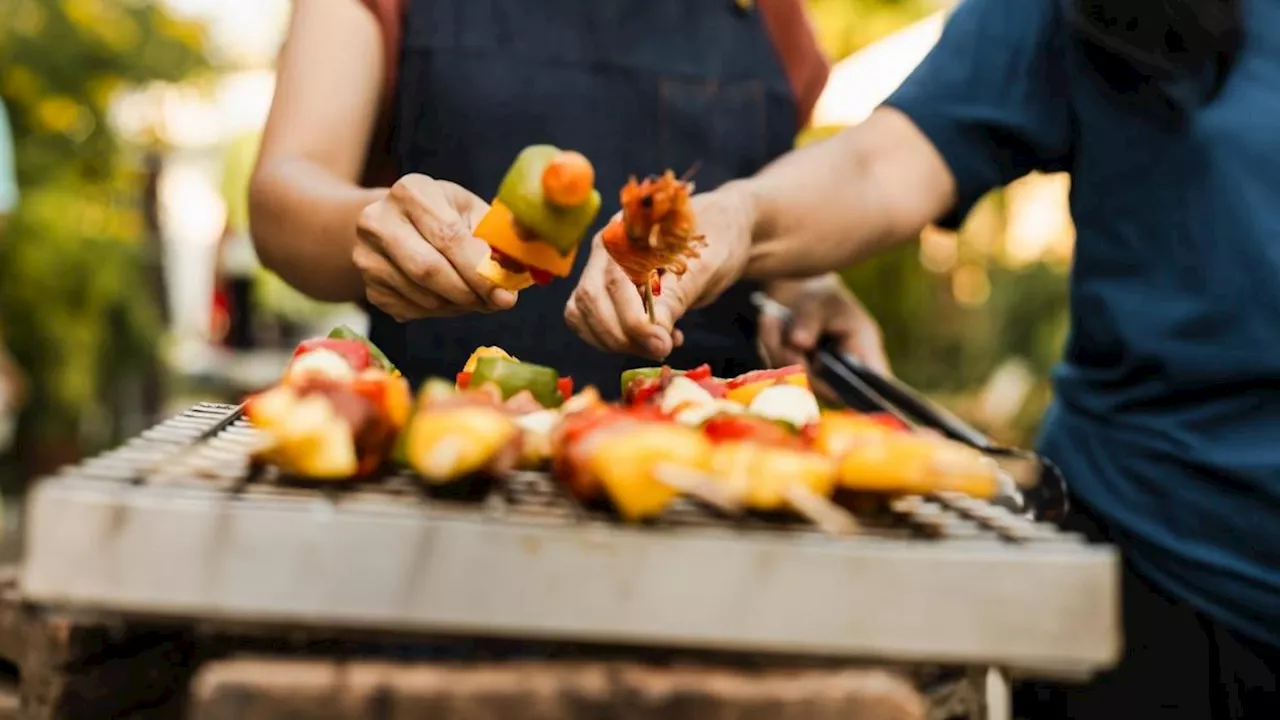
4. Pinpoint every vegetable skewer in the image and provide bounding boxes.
[474,146,601,292]
[600,170,706,322]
